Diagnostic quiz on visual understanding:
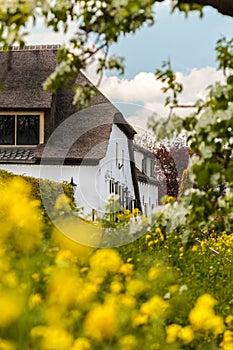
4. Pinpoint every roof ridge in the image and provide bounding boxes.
[0,44,61,51]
